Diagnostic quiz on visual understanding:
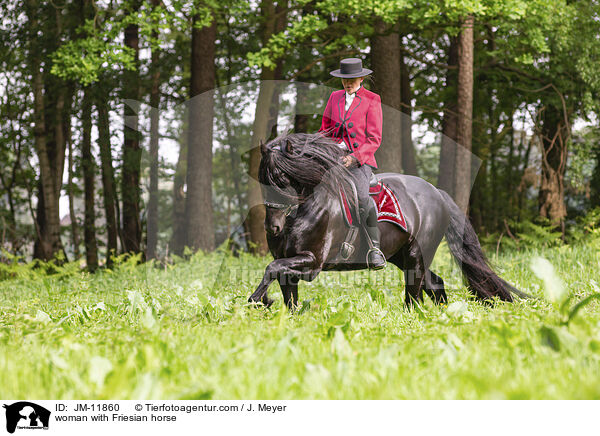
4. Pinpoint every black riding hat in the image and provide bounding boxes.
[330,58,373,78]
